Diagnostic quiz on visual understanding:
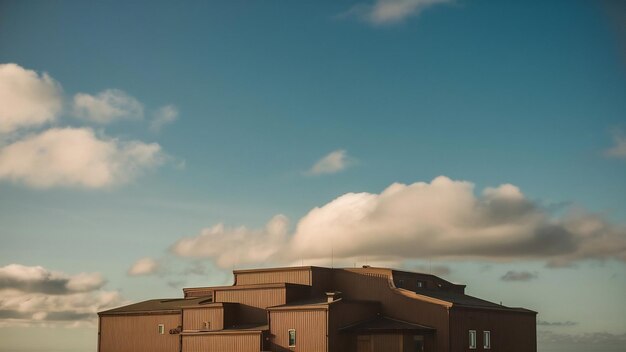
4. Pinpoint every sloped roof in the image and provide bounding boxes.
[414,289,535,313]
[99,296,213,316]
